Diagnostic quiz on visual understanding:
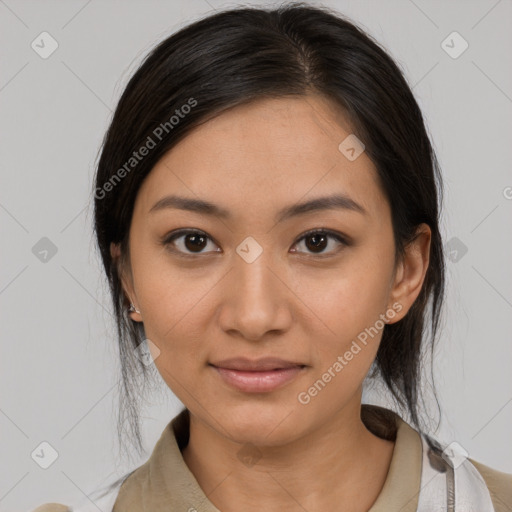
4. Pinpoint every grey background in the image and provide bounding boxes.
[1,0,511,510]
